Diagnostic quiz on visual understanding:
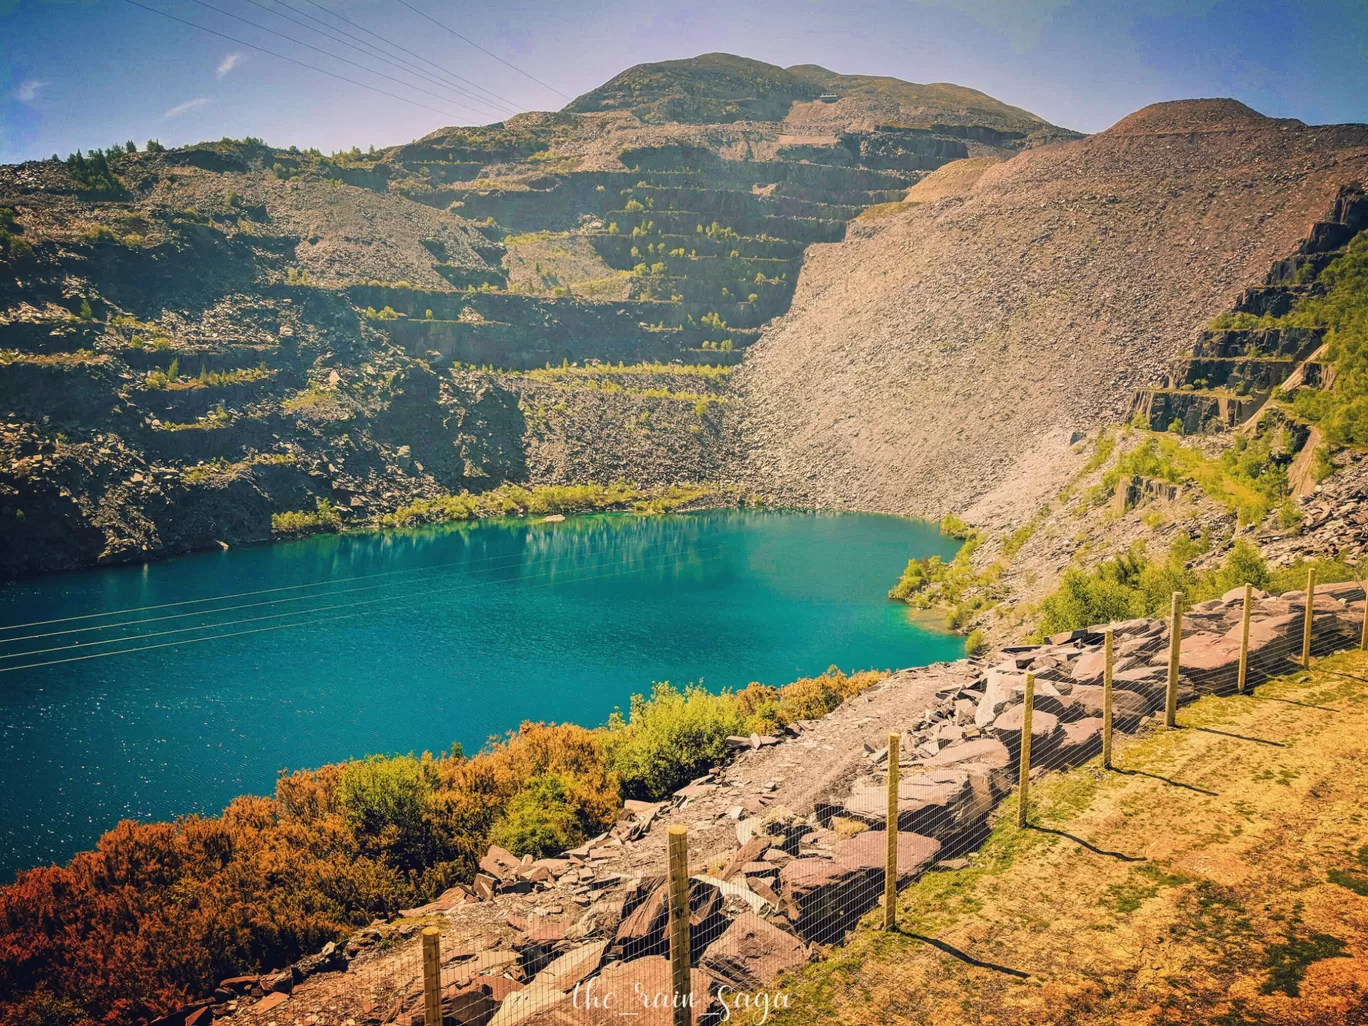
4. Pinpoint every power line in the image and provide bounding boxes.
[391,0,573,102]
[119,0,472,121]
[288,0,525,114]
[0,535,755,656]
[0,533,690,645]
[0,540,741,674]
[0,526,605,632]
[241,0,518,118]
[180,0,501,120]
